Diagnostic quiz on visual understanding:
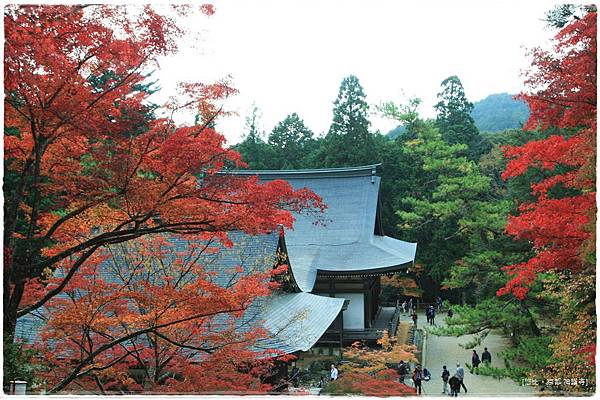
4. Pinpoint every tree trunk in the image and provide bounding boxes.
[4,284,22,339]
